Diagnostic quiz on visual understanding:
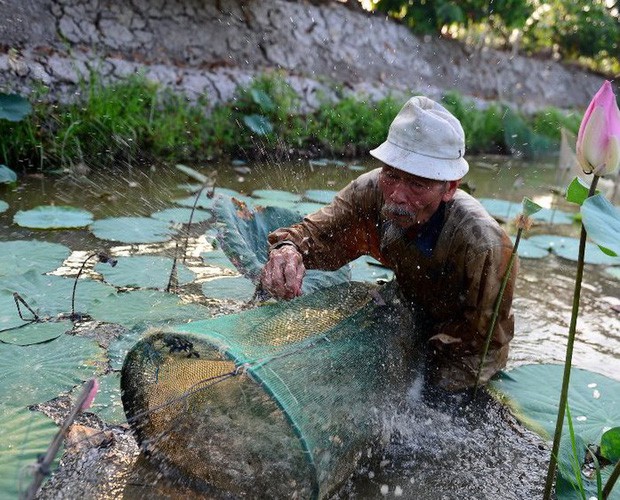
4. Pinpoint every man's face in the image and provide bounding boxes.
[378,165,458,229]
